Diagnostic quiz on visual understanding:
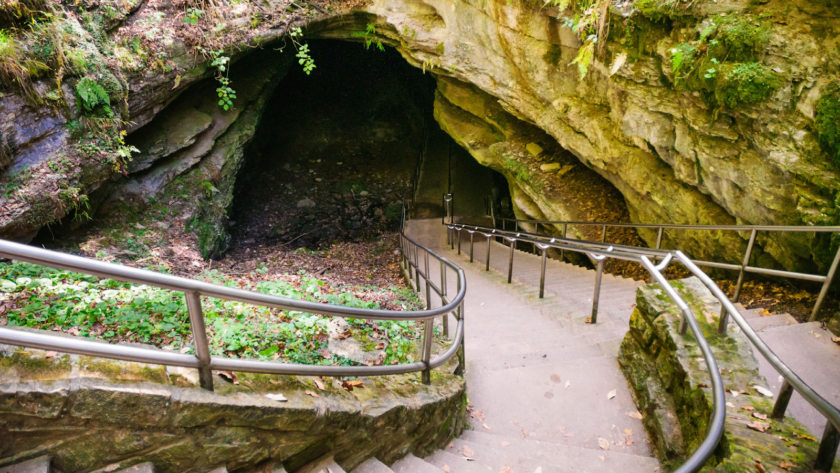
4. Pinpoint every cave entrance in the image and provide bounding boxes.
[230,40,495,251]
